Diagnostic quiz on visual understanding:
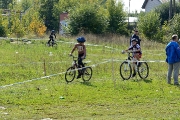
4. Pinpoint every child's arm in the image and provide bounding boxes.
[82,45,86,59]
[125,46,132,52]
[70,45,77,55]
[54,34,56,39]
